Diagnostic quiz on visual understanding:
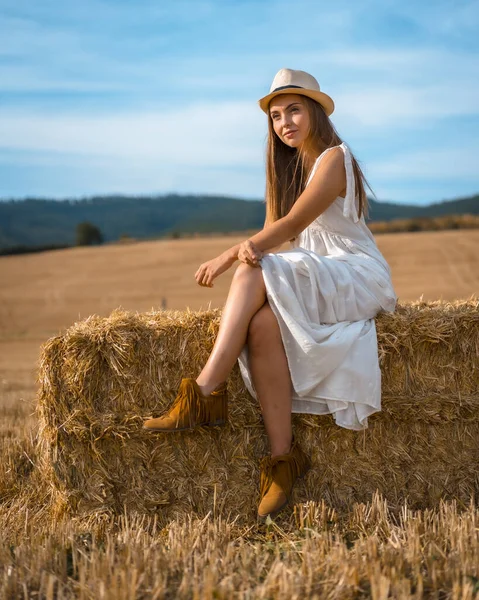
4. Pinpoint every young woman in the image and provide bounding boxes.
[144,68,398,520]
